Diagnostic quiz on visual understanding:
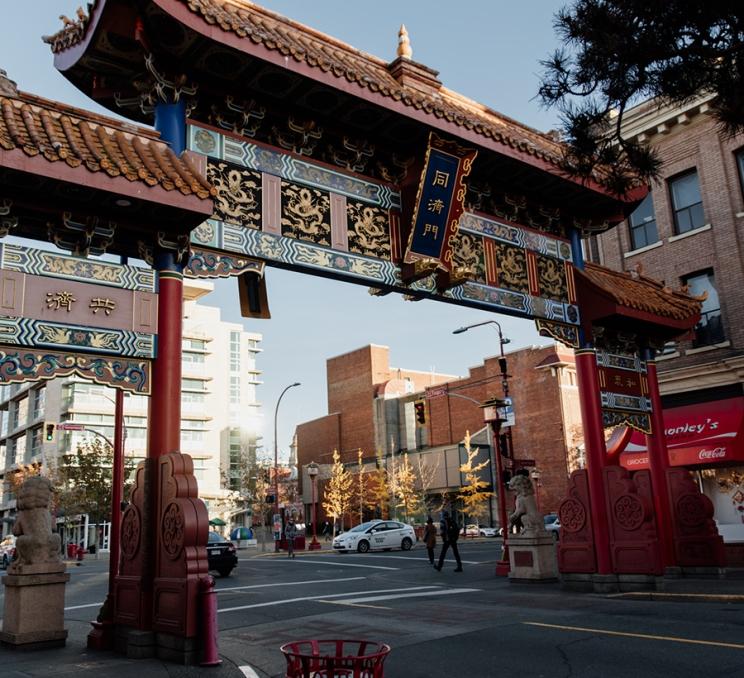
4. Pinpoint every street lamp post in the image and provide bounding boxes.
[482,398,511,576]
[307,461,321,550]
[274,382,301,552]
